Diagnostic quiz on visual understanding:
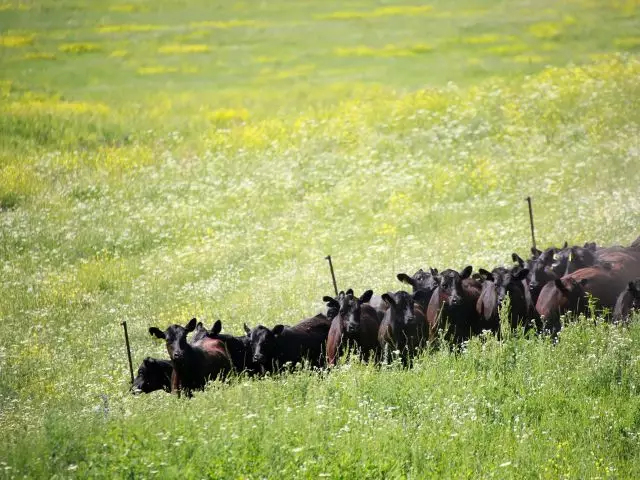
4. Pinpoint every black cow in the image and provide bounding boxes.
[149,318,232,396]
[378,290,429,367]
[528,248,560,305]
[131,357,172,394]
[476,267,530,334]
[396,267,440,309]
[426,266,482,346]
[244,314,331,373]
[324,289,381,365]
